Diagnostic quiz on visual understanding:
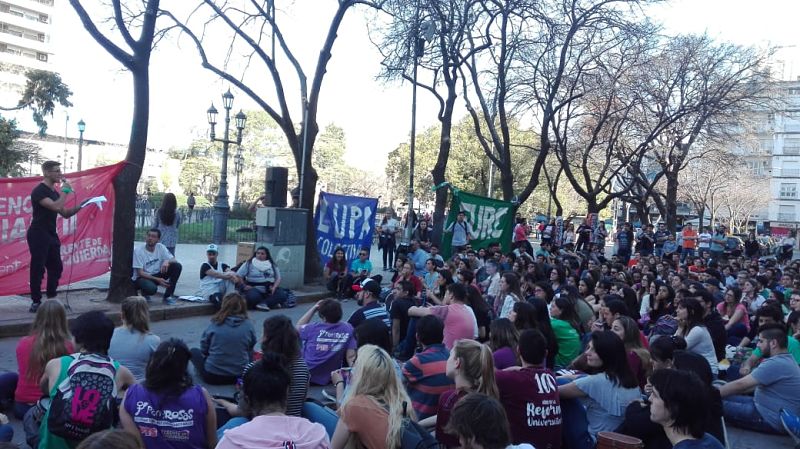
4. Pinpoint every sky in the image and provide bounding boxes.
[30,0,800,174]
